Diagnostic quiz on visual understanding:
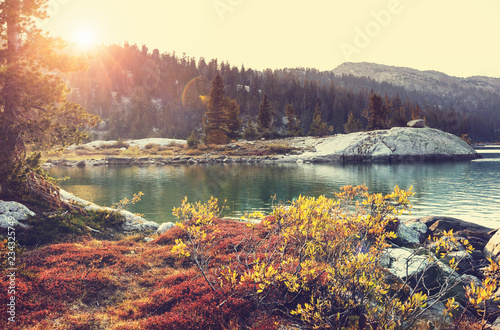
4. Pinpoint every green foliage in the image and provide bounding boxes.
[285,104,303,137]
[390,107,409,128]
[224,97,242,140]
[204,73,227,140]
[366,91,388,131]
[411,105,423,120]
[243,118,259,141]
[204,74,243,144]
[344,111,363,133]
[19,209,125,247]
[257,94,273,133]
[0,1,99,200]
[309,103,329,136]
[206,129,229,145]
[187,130,201,149]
